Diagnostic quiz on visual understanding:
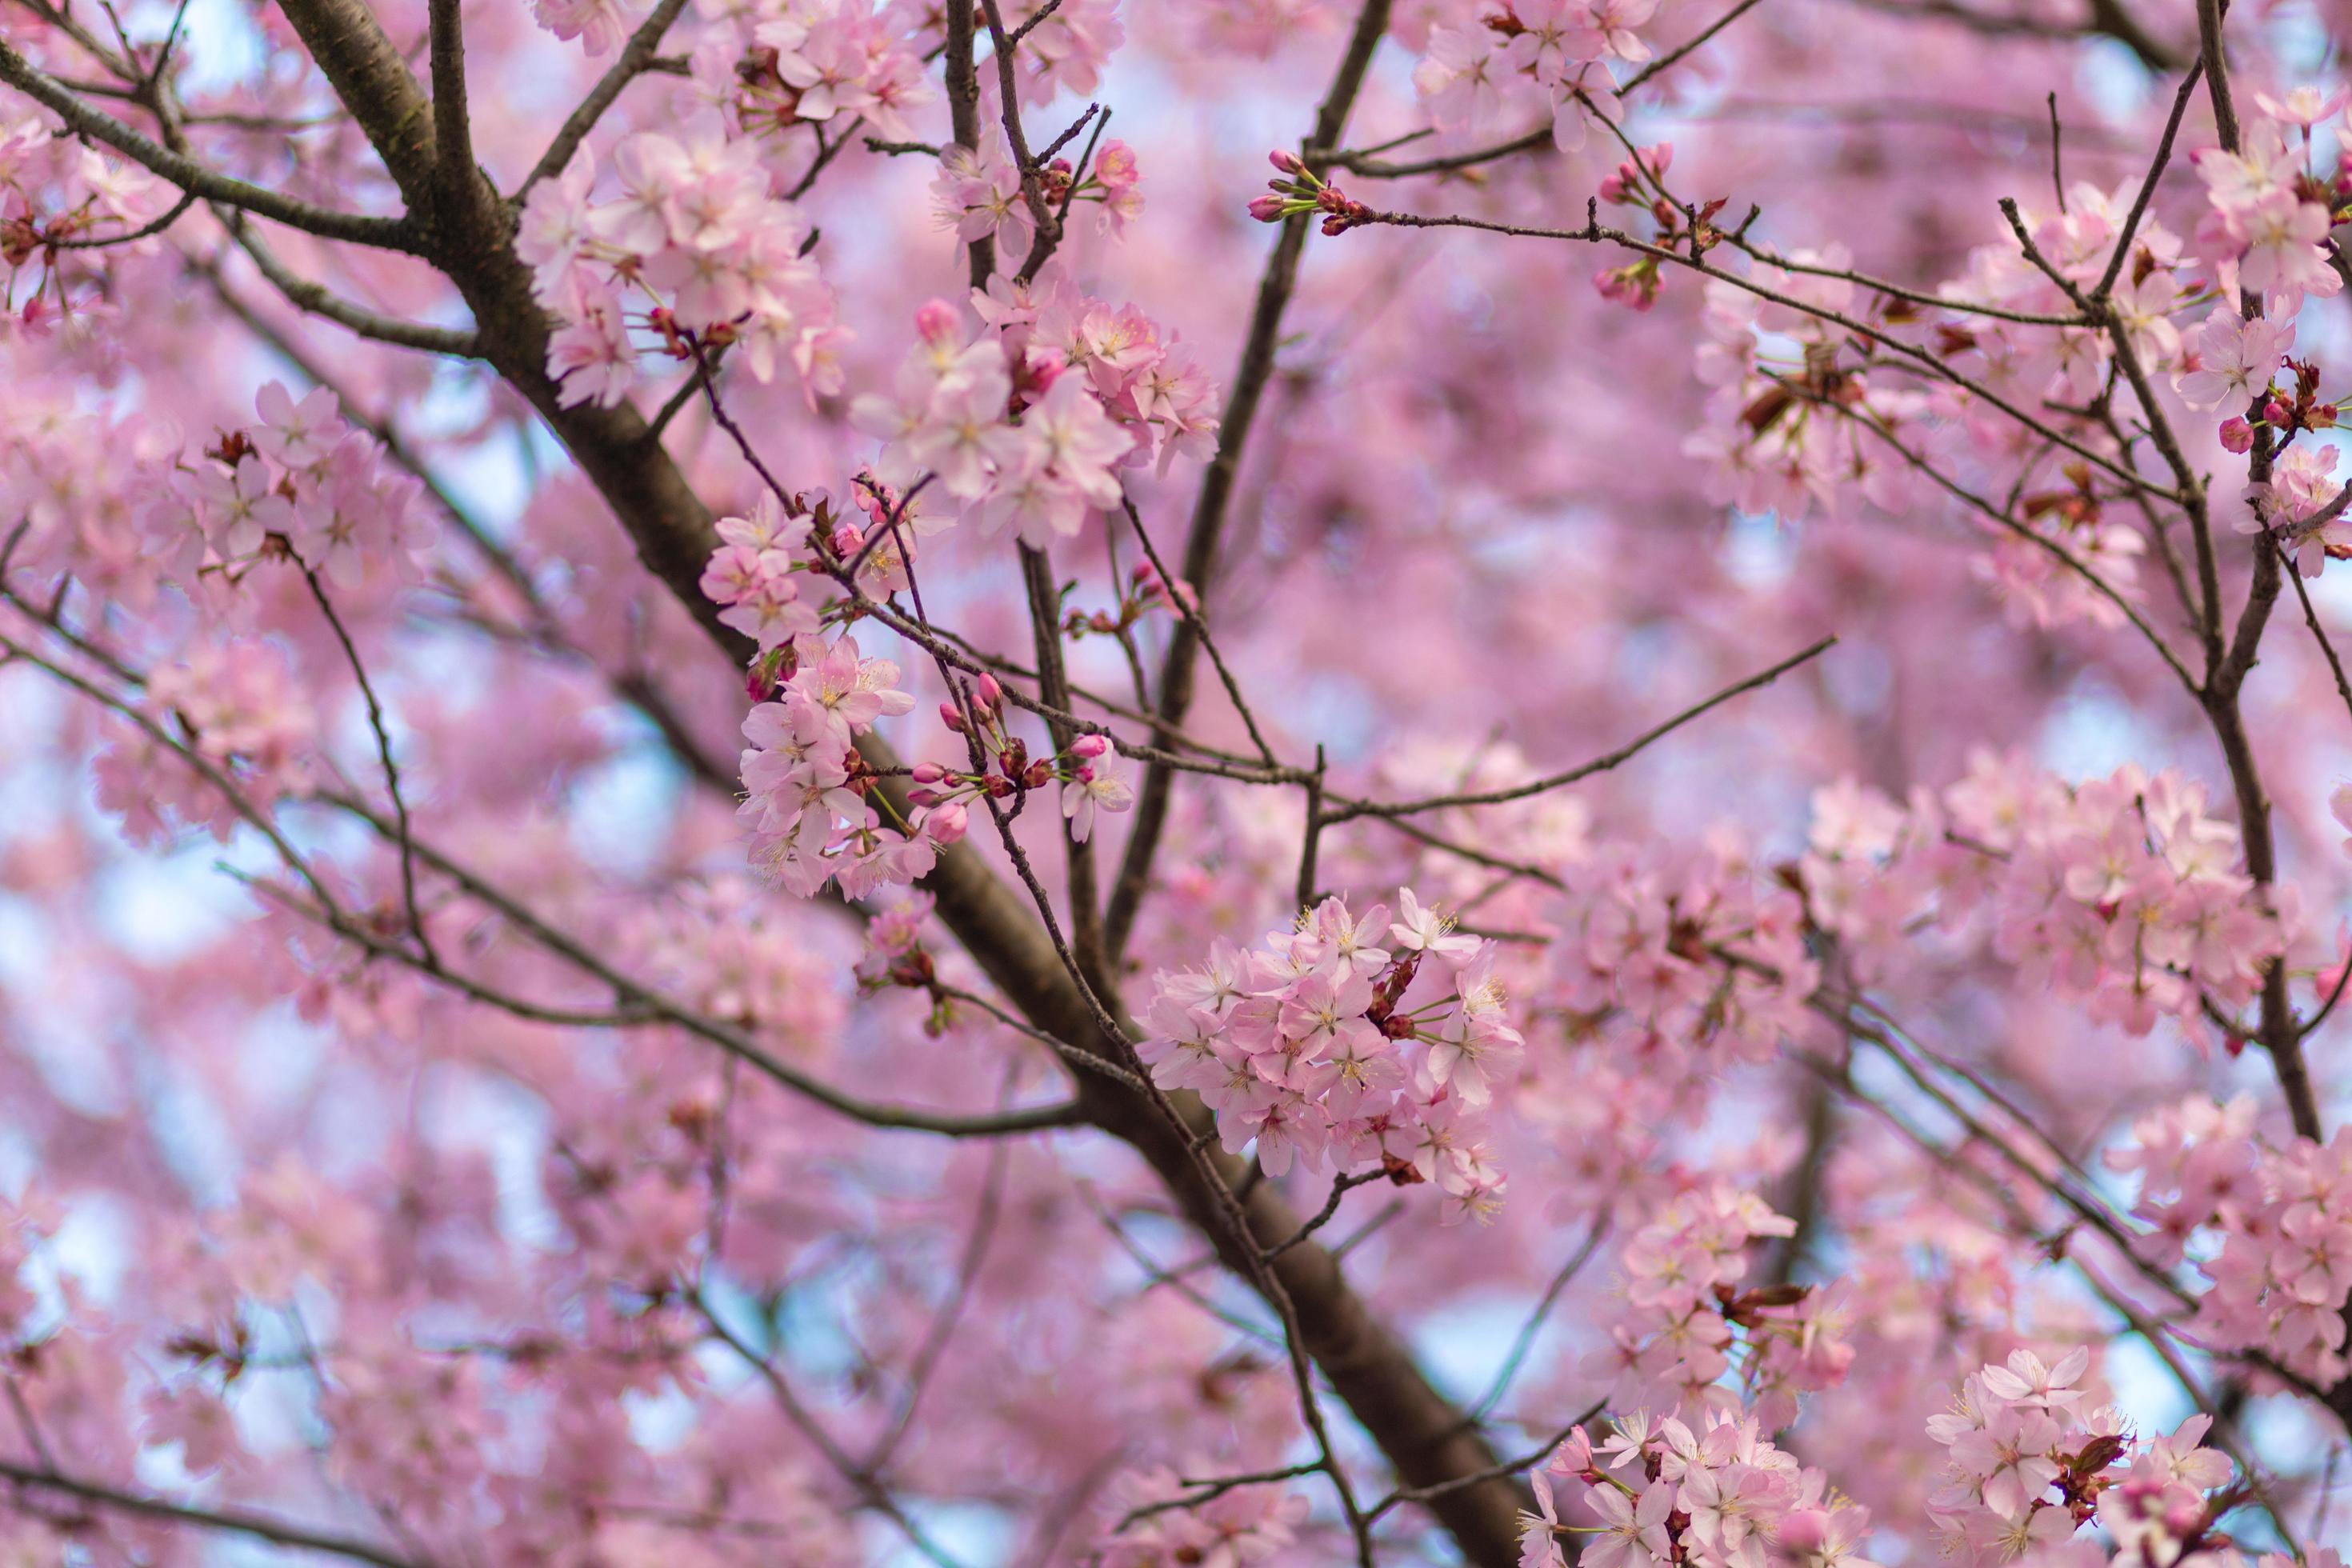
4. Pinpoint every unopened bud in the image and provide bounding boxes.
[1777,1510,1830,1554]
[914,298,960,346]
